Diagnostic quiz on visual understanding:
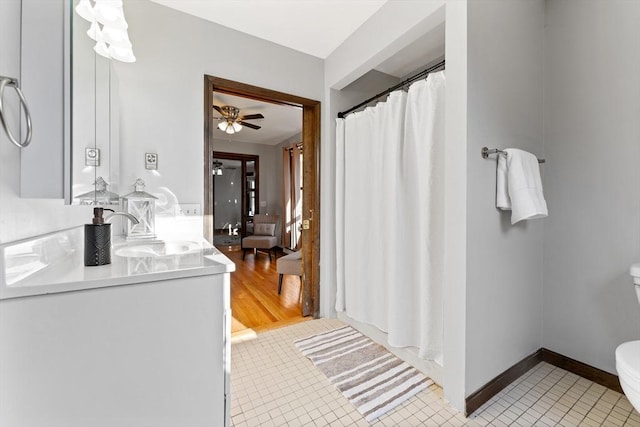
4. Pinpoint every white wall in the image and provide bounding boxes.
[0,0,91,244]
[465,0,545,395]
[325,0,445,90]
[111,0,323,234]
[542,0,640,374]
[443,0,468,411]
